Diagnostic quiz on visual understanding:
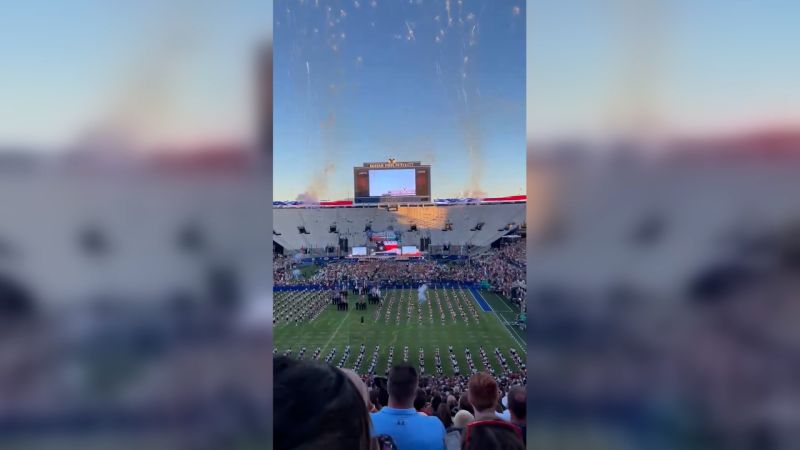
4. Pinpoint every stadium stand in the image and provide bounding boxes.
[273,202,525,254]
